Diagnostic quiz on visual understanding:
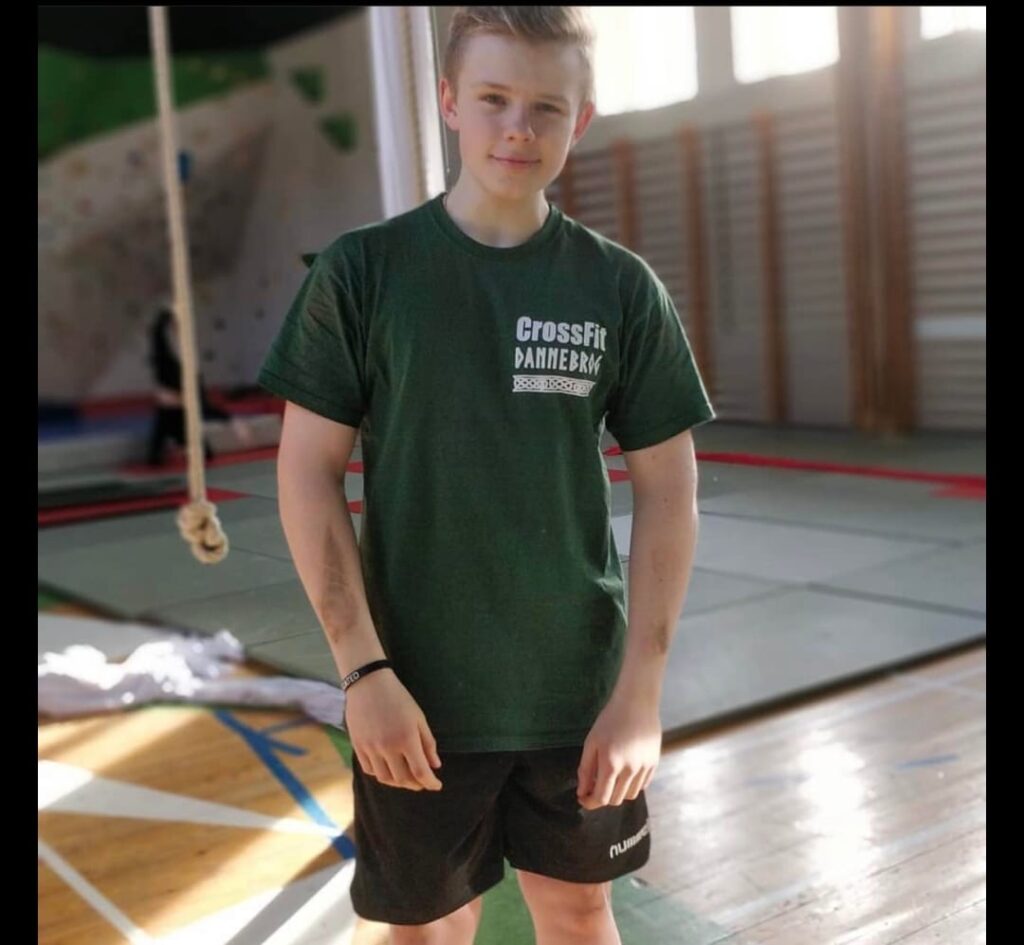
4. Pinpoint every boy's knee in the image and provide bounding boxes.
[517,871,612,935]
[388,895,482,945]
